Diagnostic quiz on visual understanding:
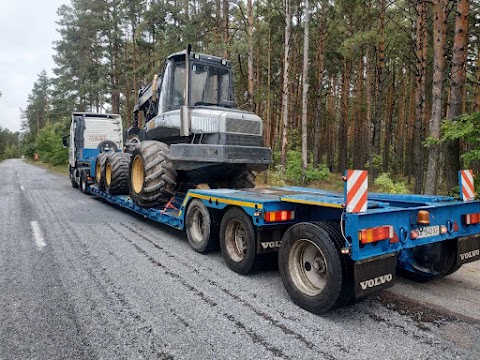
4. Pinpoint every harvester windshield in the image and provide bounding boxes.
[190,63,234,106]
